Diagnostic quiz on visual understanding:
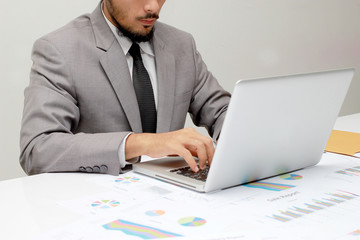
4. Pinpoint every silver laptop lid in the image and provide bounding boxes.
[204,68,354,192]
